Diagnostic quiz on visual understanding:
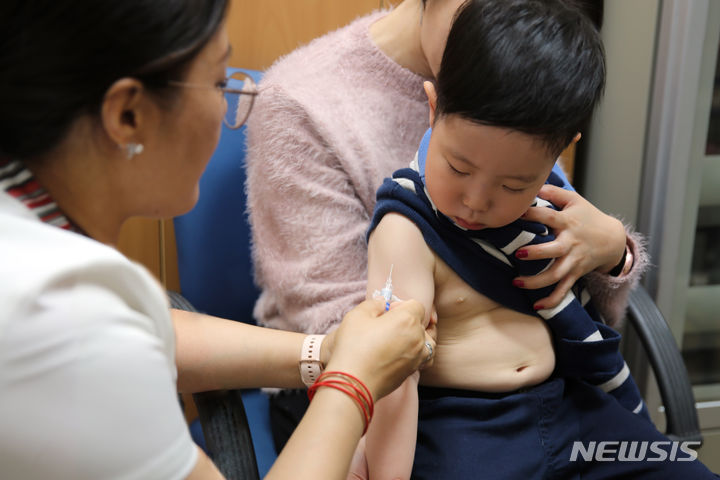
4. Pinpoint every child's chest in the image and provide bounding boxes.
[432,255,504,321]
